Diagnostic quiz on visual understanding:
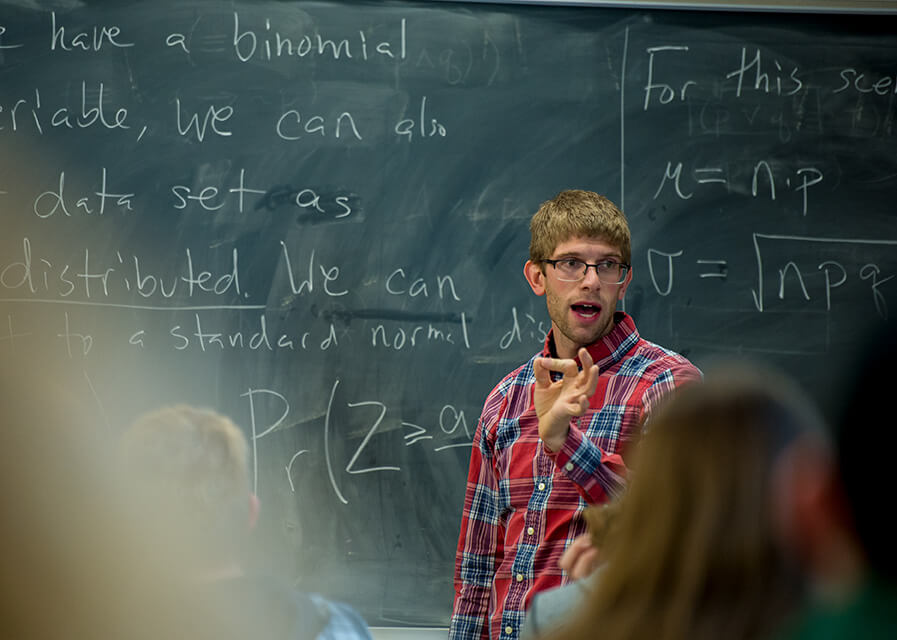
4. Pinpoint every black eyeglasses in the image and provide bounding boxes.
[543,258,630,284]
